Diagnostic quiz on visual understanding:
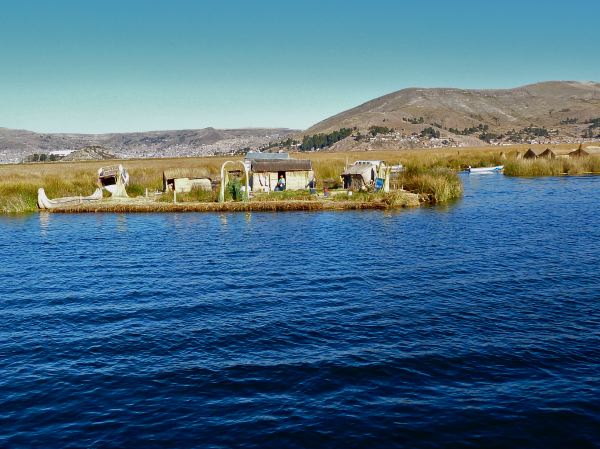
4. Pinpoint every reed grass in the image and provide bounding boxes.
[252,190,317,202]
[157,187,218,203]
[504,156,600,177]
[331,190,421,207]
[399,165,463,203]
